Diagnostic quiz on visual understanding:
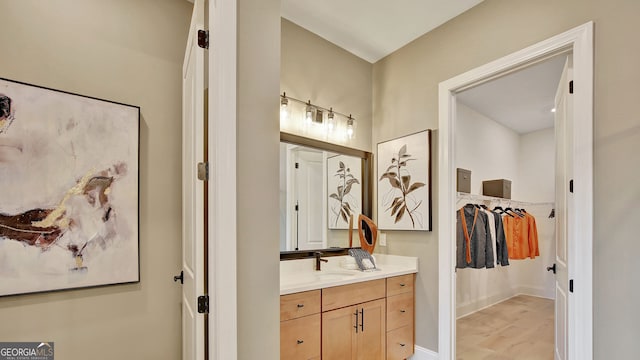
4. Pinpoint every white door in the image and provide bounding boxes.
[181,0,206,359]
[553,58,573,360]
[294,149,325,250]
